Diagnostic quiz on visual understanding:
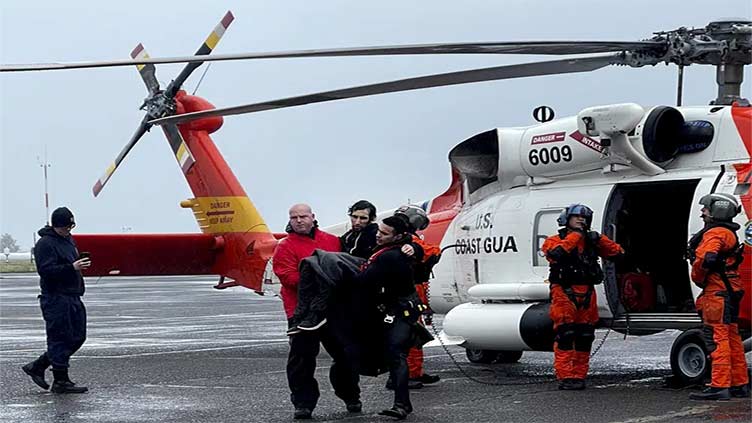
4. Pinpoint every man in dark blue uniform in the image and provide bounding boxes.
[22,207,90,394]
